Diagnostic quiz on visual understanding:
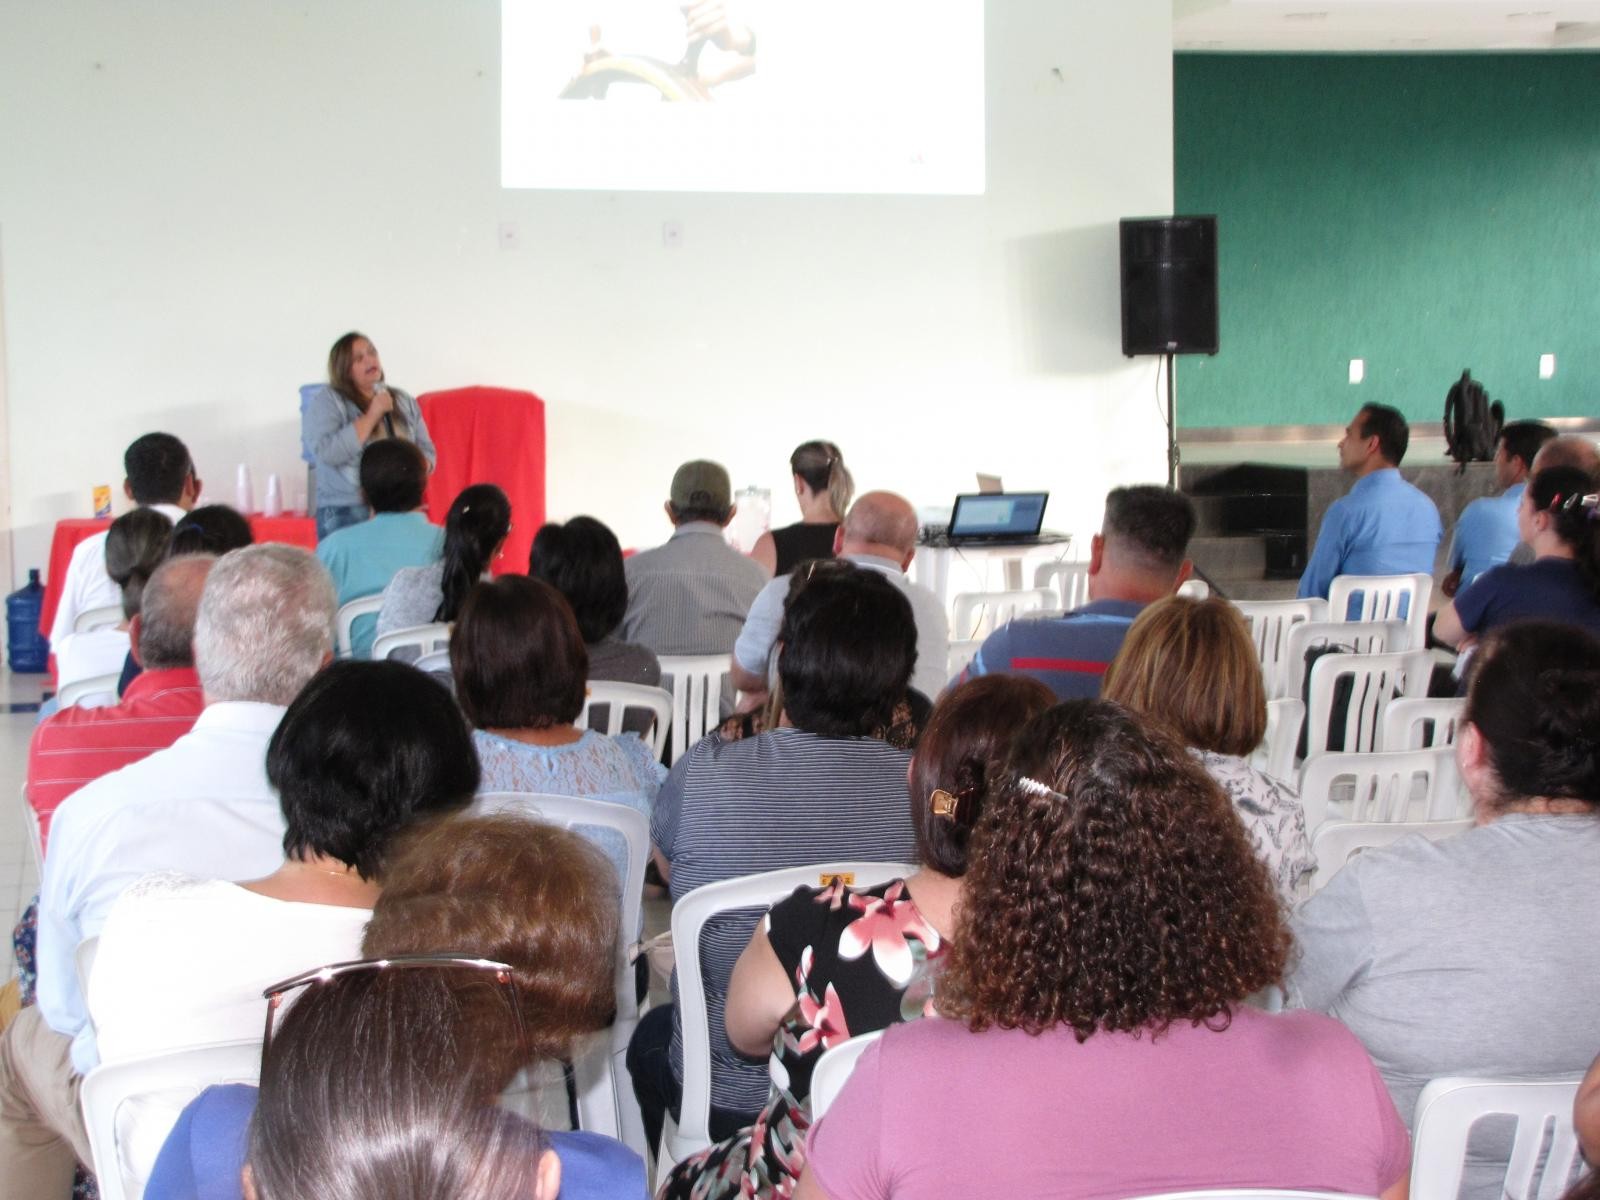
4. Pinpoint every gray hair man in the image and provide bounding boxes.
[0,545,335,1199]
